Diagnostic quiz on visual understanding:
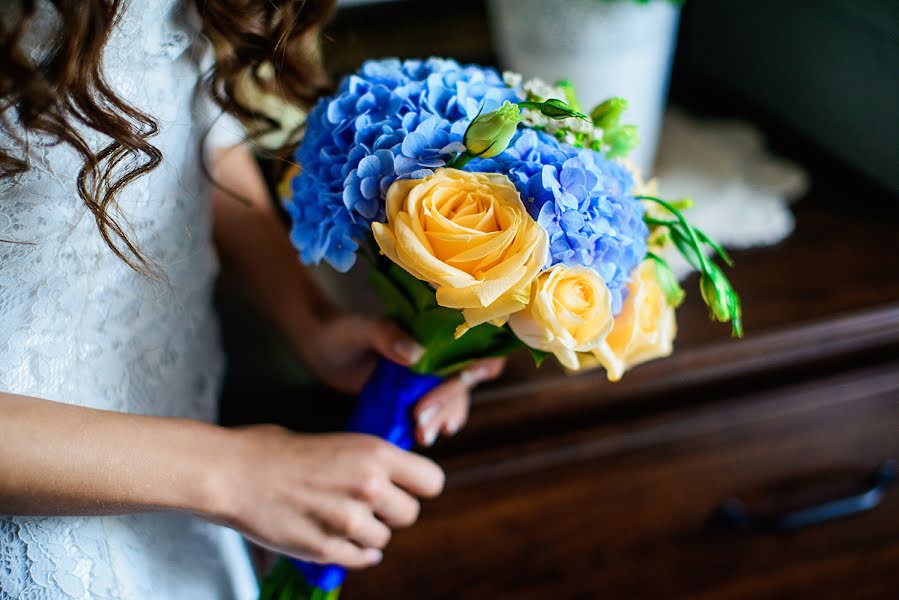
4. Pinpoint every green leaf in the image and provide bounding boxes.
[386,263,437,312]
[278,581,294,600]
[433,330,522,377]
[527,346,550,367]
[411,308,523,374]
[258,558,298,600]
[368,267,415,327]
[372,263,529,375]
